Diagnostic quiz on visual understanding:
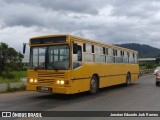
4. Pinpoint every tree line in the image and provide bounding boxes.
[0,42,24,76]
